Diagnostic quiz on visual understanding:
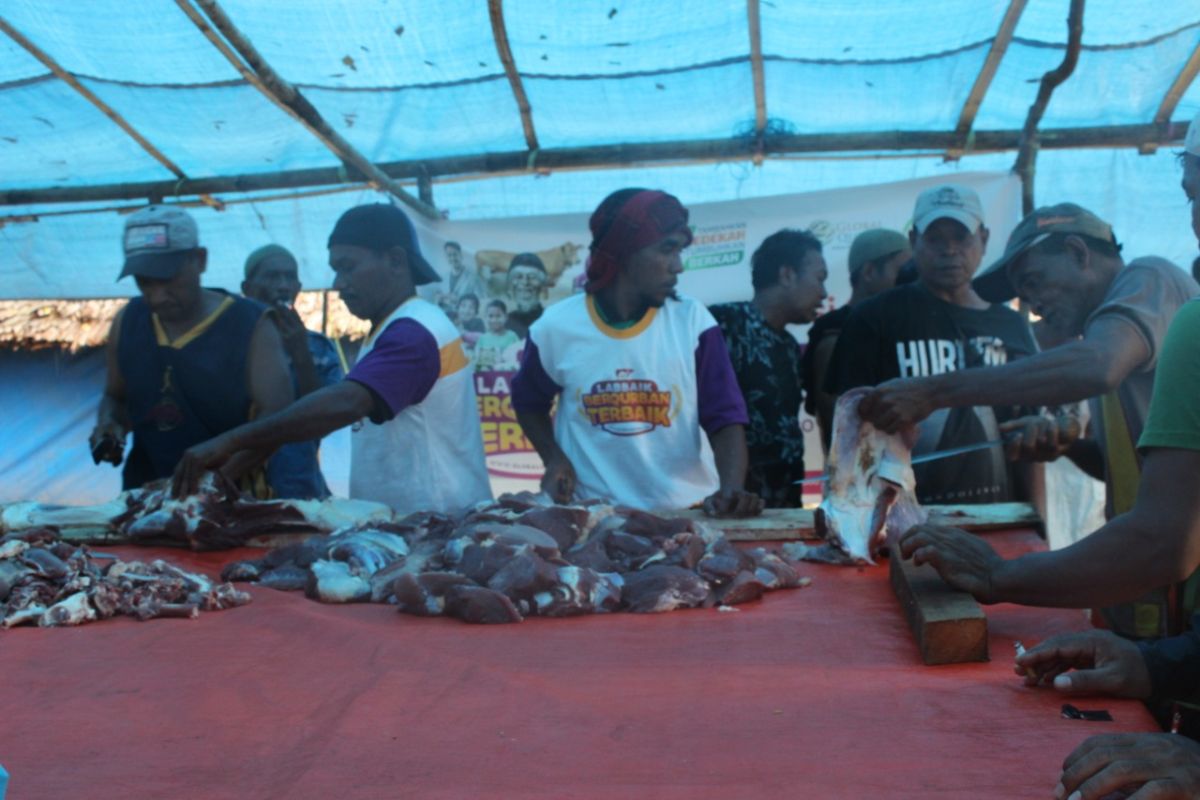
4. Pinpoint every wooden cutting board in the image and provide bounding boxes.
[664,502,1043,541]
